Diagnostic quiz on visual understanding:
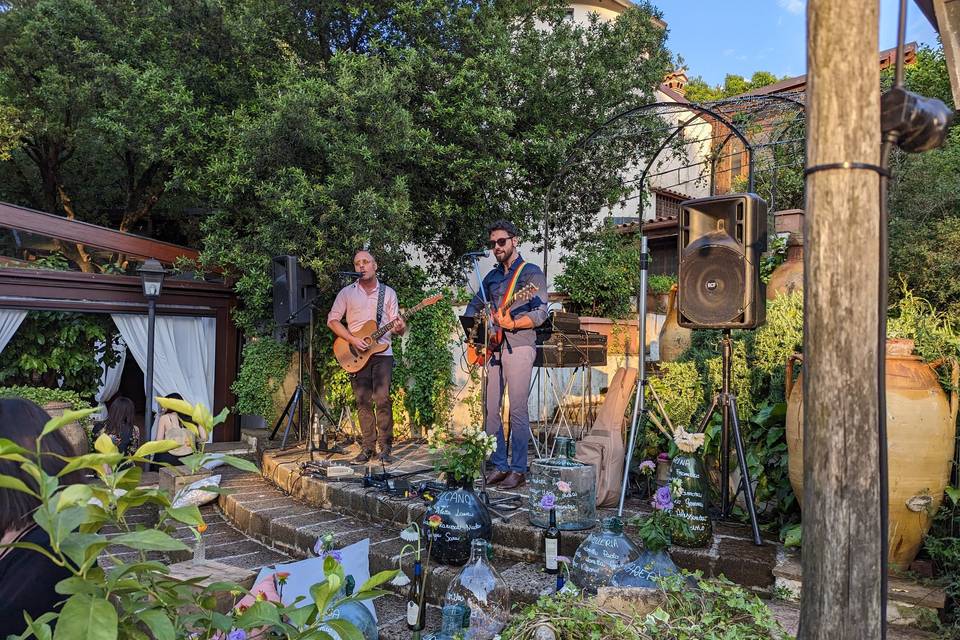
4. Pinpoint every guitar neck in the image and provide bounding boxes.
[370,302,424,341]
